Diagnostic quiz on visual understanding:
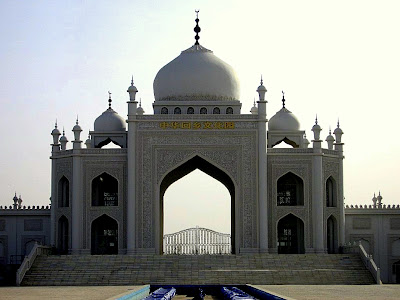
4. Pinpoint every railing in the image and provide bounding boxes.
[342,241,382,284]
[163,226,231,255]
[15,242,52,286]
